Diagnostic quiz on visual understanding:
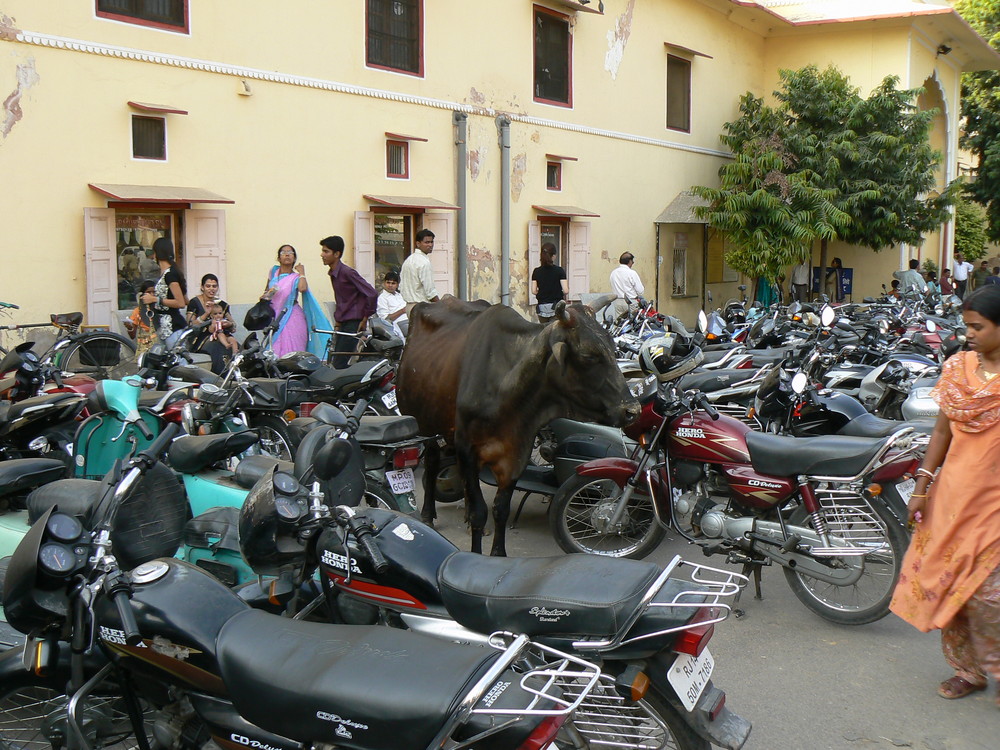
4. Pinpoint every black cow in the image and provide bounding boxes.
[396,297,639,555]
